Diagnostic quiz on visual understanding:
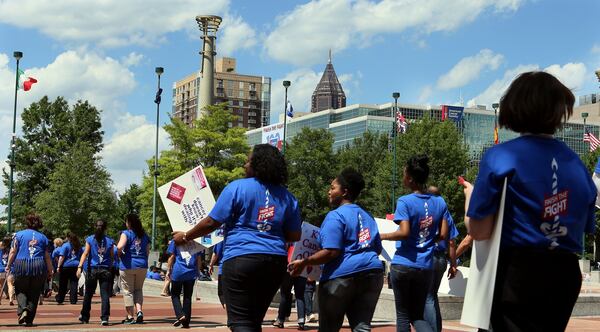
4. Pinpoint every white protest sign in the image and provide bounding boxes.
[375,218,398,262]
[290,222,322,280]
[261,123,285,151]
[158,165,224,248]
[460,178,507,329]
